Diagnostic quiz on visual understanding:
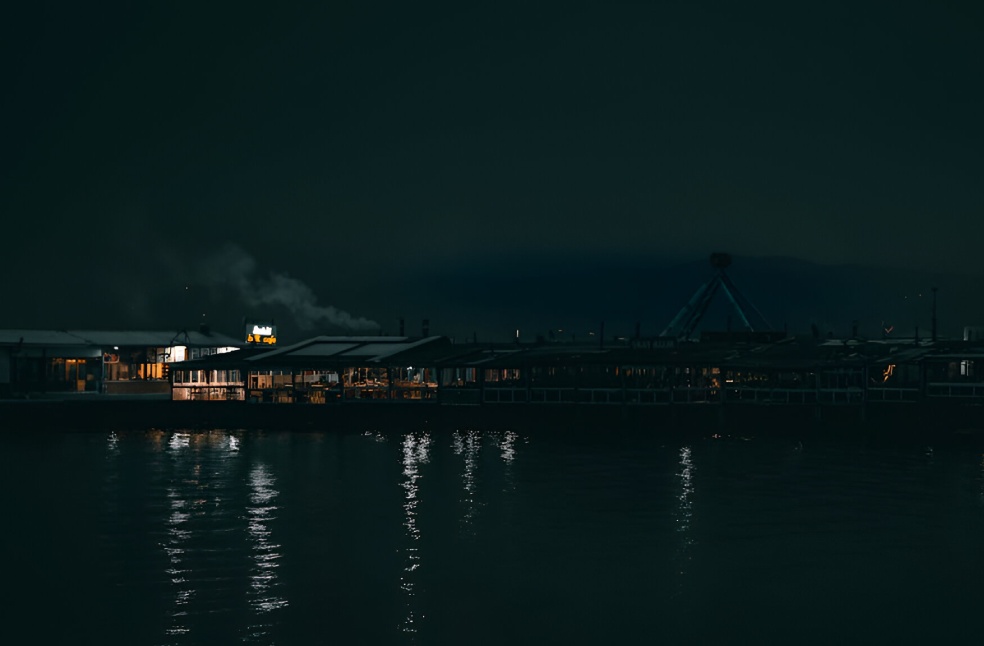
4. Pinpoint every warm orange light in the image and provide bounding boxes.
[882,364,895,382]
